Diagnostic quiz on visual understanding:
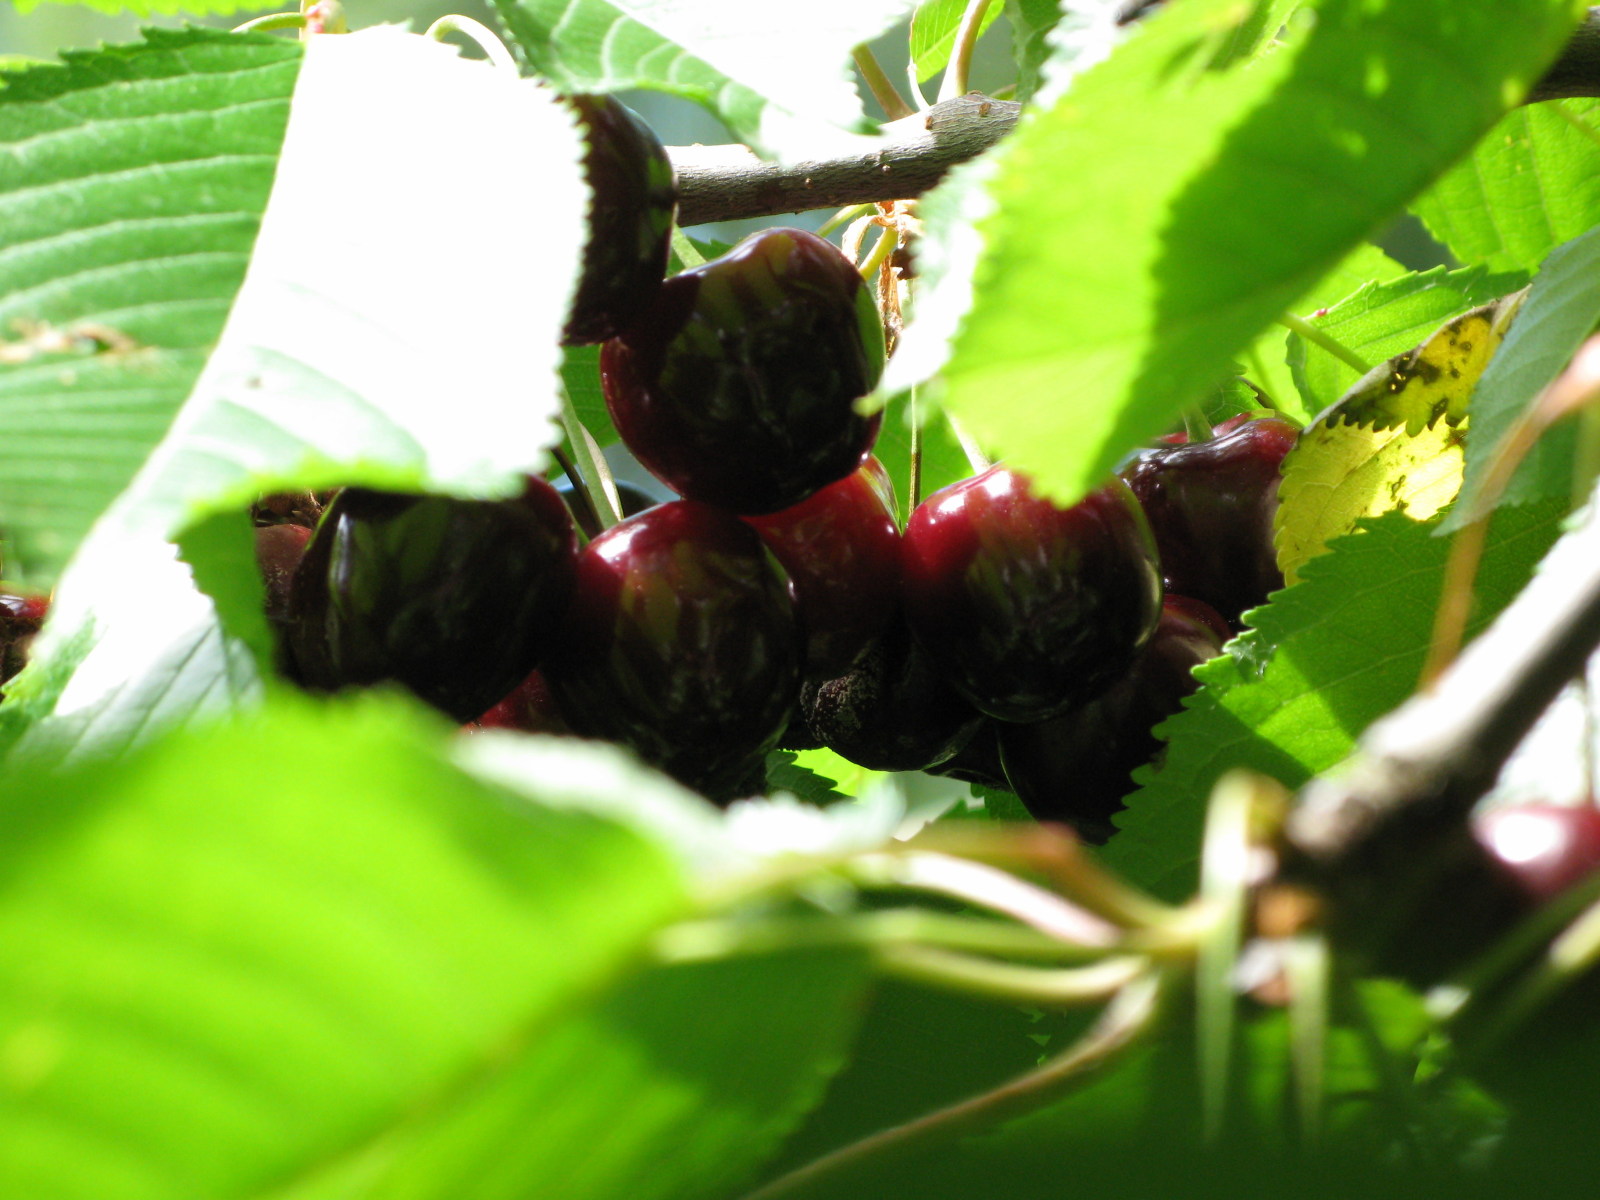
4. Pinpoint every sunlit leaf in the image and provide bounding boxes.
[890,0,1581,510]
[1447,222,1600,529]
[911,0,1004,82]
[490,0,911,153]
[1413,98,1600,273]
[1274,291,1524,584]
